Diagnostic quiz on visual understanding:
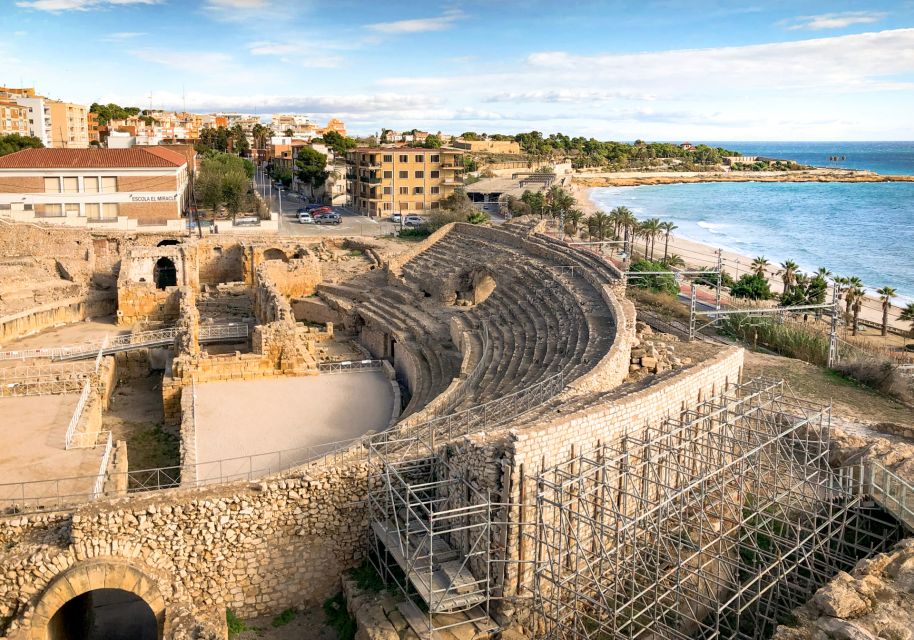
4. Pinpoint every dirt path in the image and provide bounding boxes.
[743,351,914,427]
[103,373,179,471]
[234,606,337,640]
